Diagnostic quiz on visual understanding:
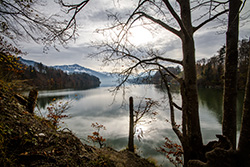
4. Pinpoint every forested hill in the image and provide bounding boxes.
[18,58,101,90]
[148,39,249,90]
[197,39,249,89]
